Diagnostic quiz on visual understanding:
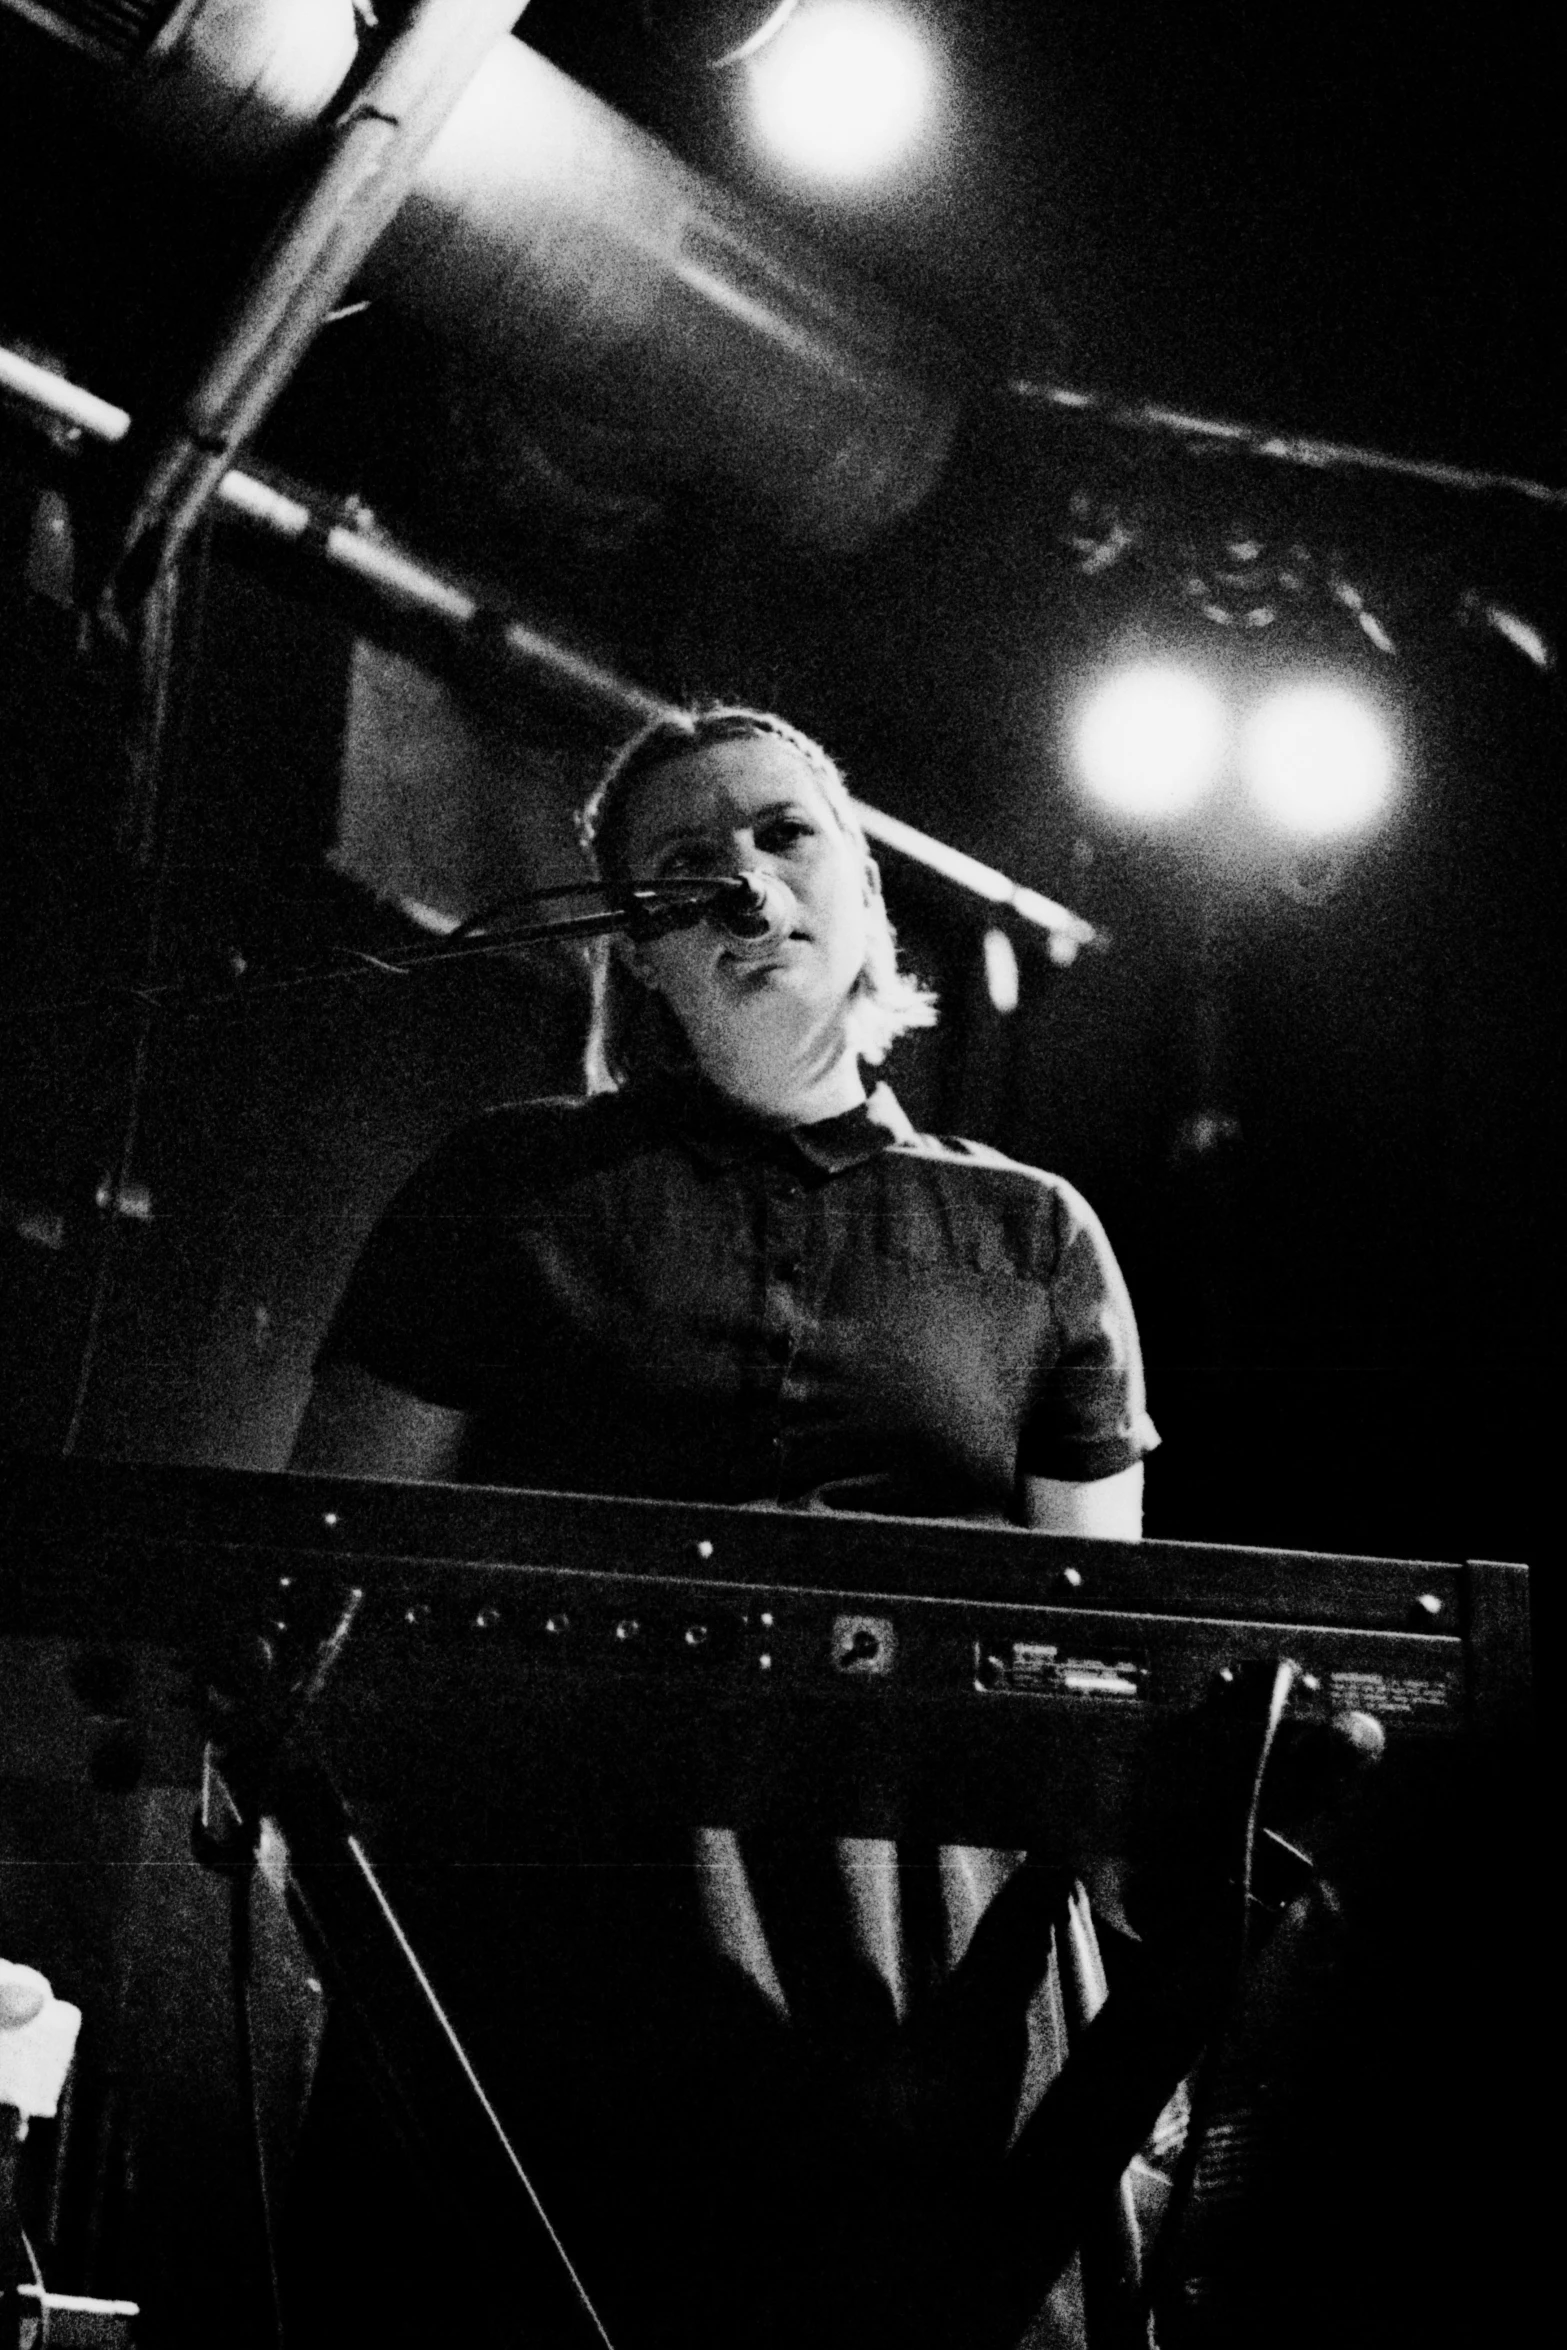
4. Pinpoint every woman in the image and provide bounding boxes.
[290,707,1161,2348]
[294,706,1155,1530]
